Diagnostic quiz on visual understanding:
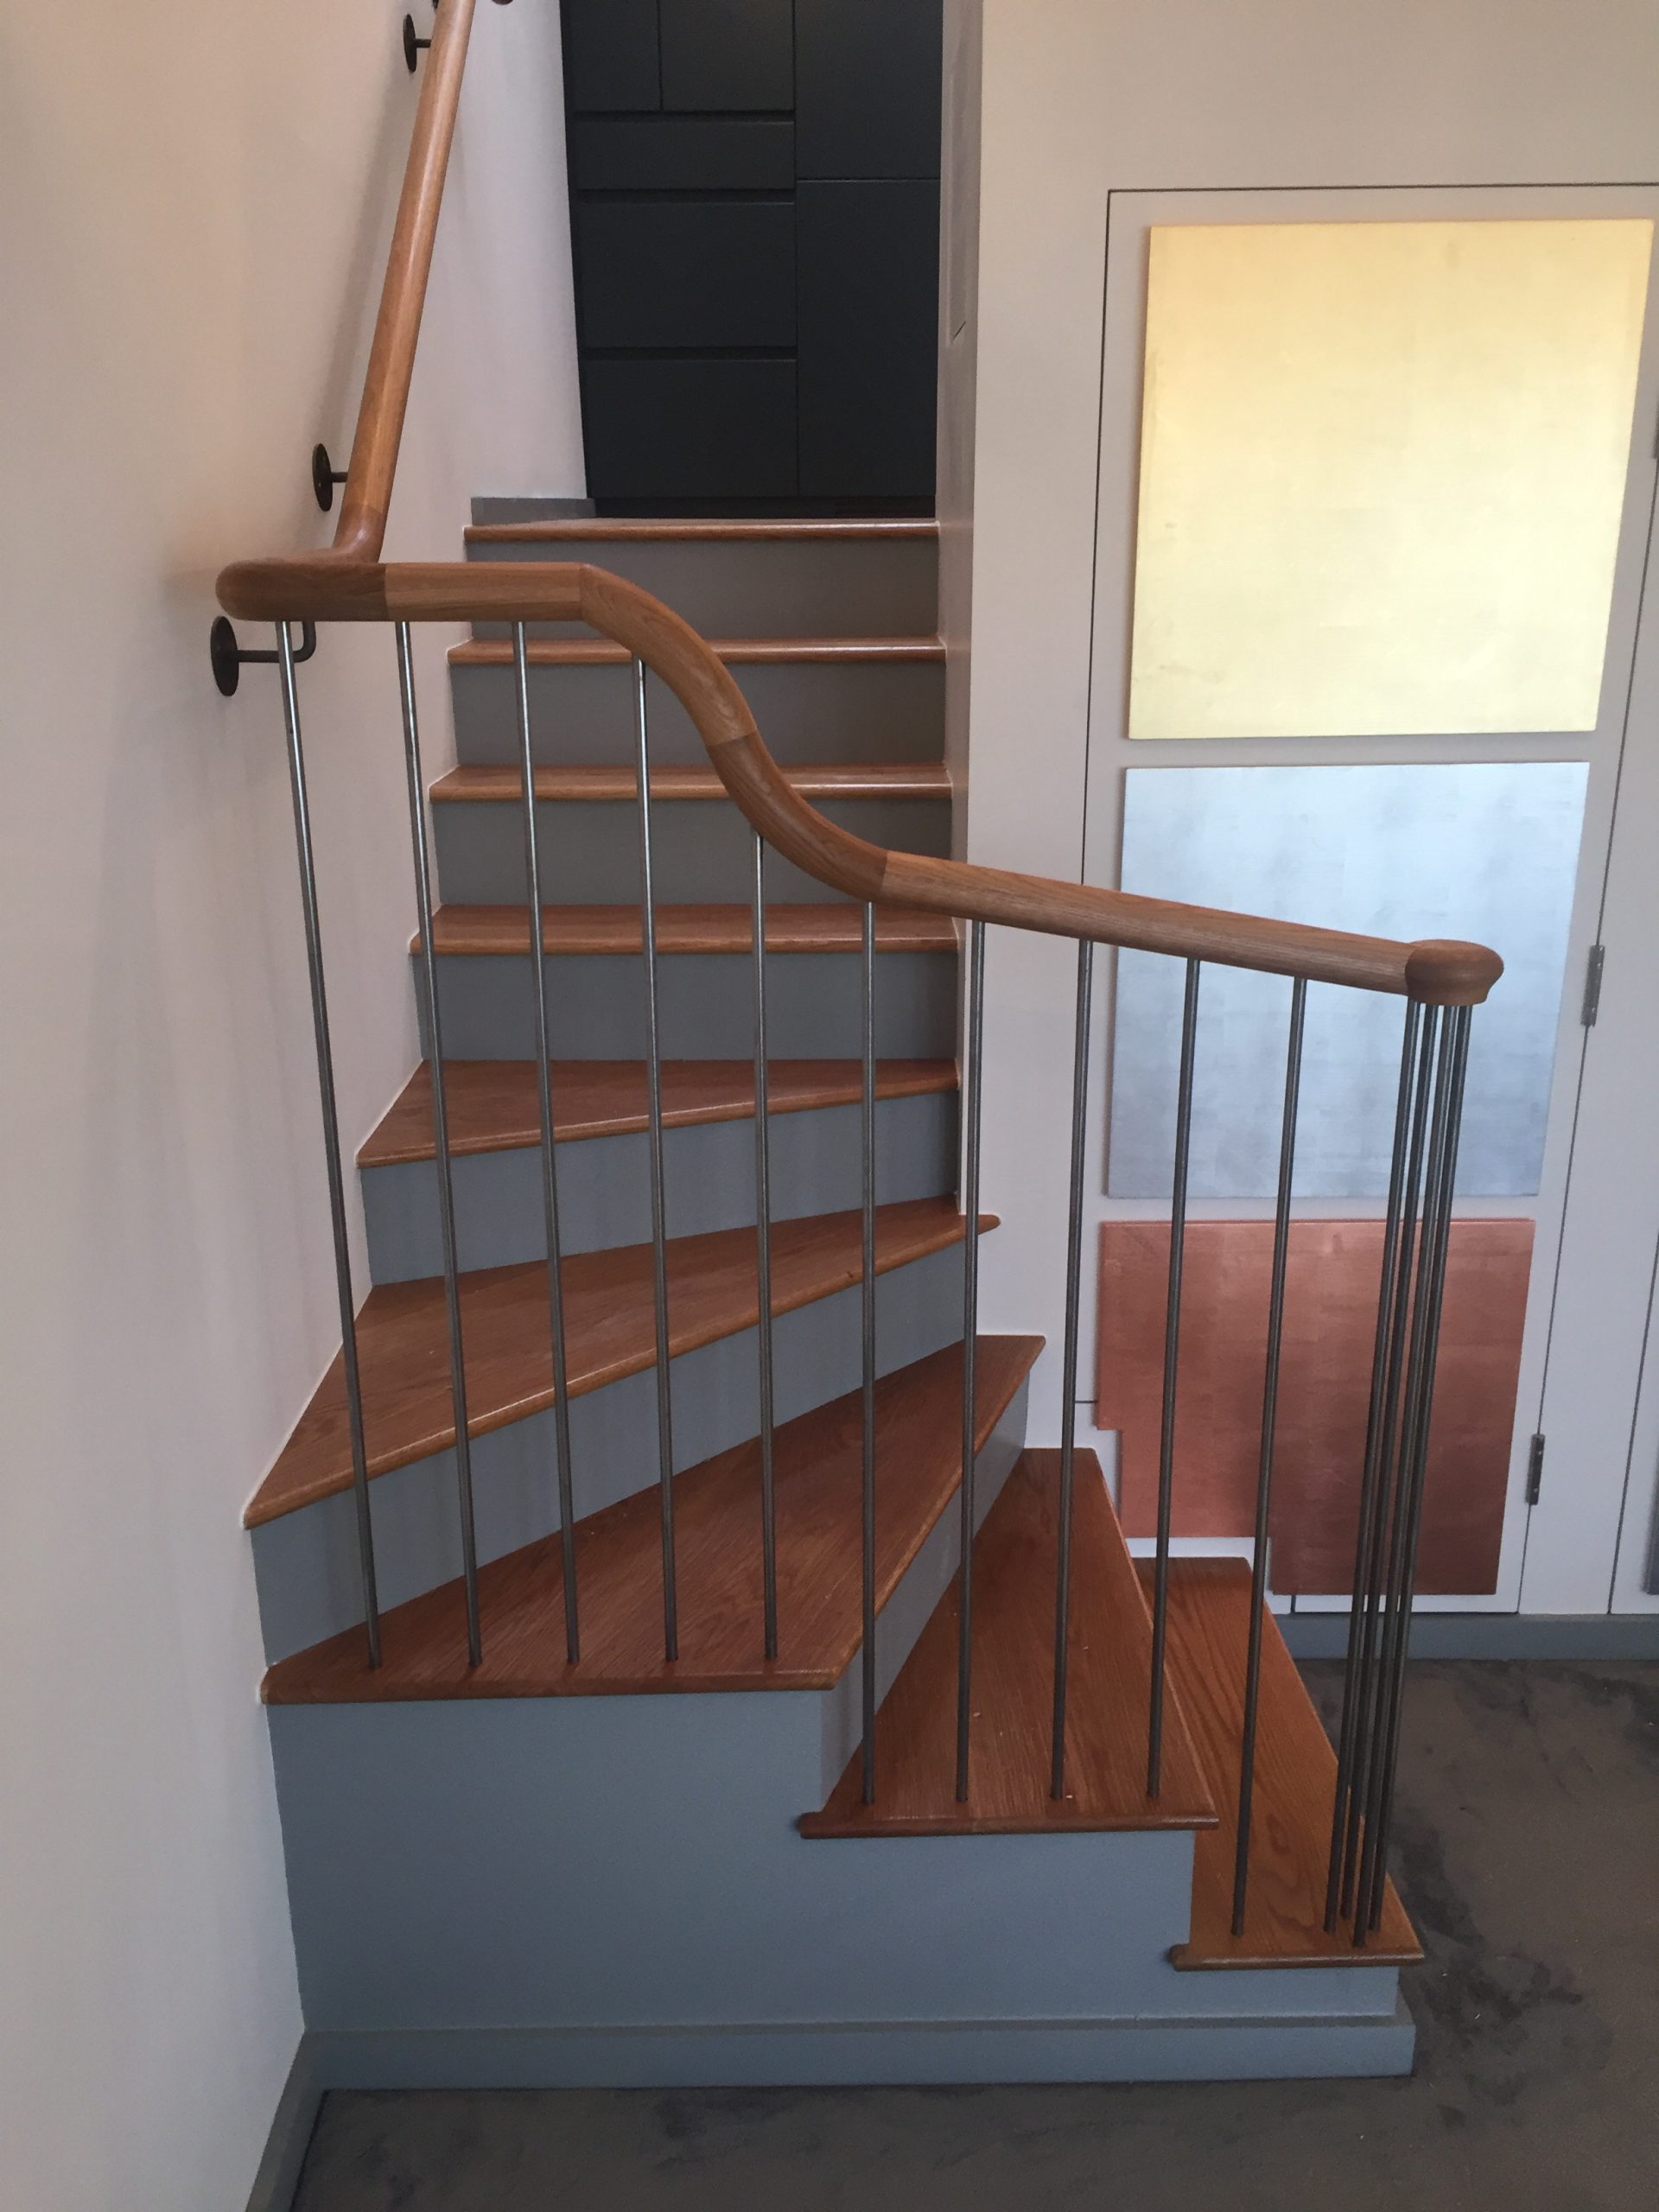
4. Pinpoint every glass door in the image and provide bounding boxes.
[1083,183,1659,1617]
